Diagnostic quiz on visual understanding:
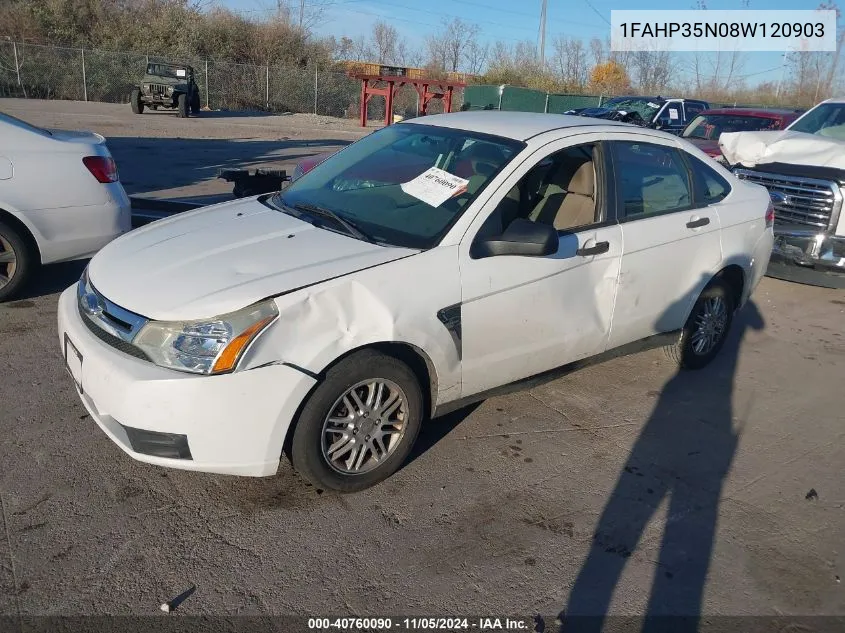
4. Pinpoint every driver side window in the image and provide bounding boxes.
[476,143,601,241]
